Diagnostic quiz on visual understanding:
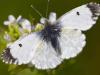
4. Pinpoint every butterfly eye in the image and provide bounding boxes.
[18,44,22,47]
[76,12,80,15]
